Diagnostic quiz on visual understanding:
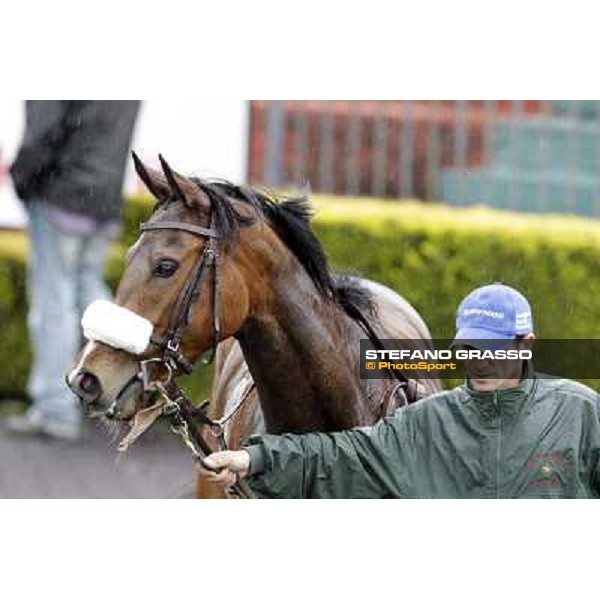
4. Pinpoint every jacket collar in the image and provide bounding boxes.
[462,362,537,419]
